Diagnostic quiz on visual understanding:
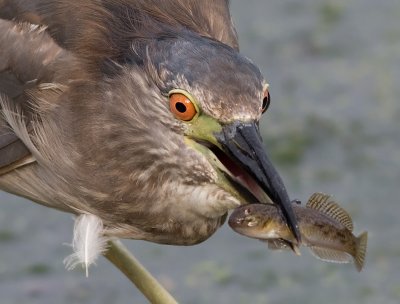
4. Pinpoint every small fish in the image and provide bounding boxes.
[229,193,368,271]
